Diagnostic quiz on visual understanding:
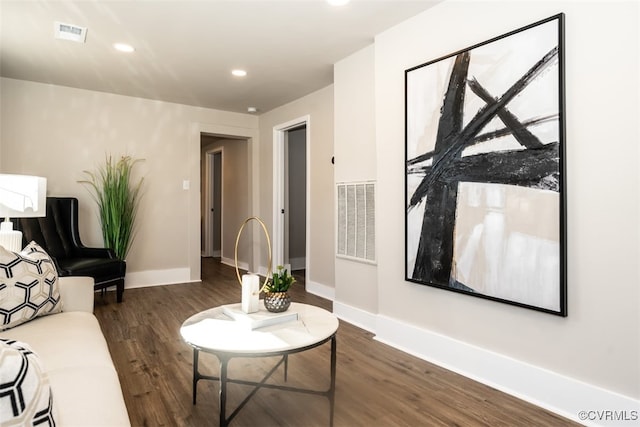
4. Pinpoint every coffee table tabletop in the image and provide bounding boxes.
[180,302,338,354]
